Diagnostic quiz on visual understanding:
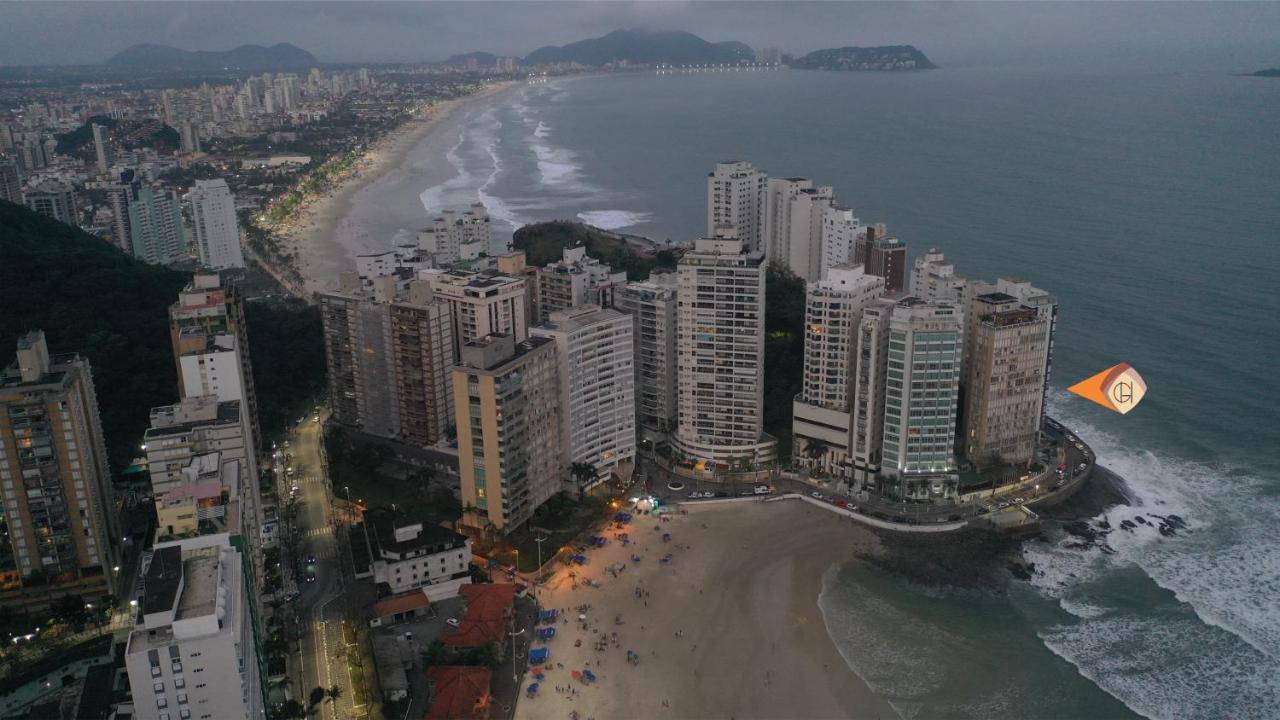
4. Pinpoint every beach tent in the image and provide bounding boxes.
[536,627,556,639]
[528,647,550,665]
[526,683,539,697]
[571,555,588,565]
[582,670,597,683]
[537,609,559,623]
[613,512,633,522]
